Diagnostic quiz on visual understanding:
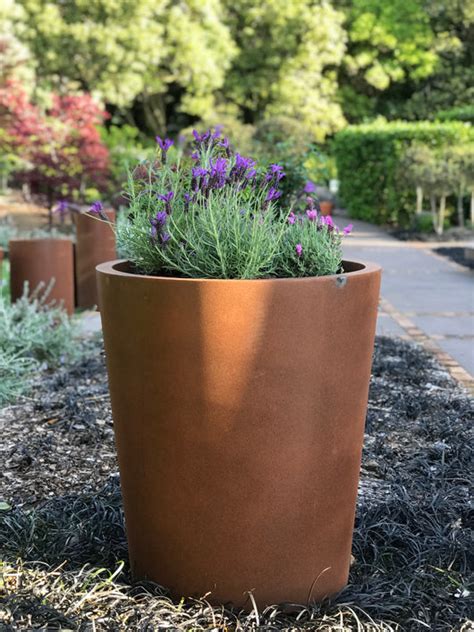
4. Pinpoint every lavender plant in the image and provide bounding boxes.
[112,129,352,279]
